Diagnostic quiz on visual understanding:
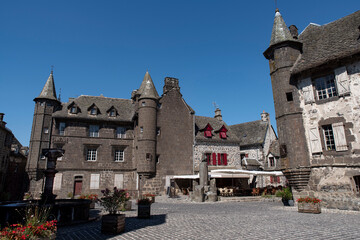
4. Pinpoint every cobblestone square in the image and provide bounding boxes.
[57,197,360,240]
